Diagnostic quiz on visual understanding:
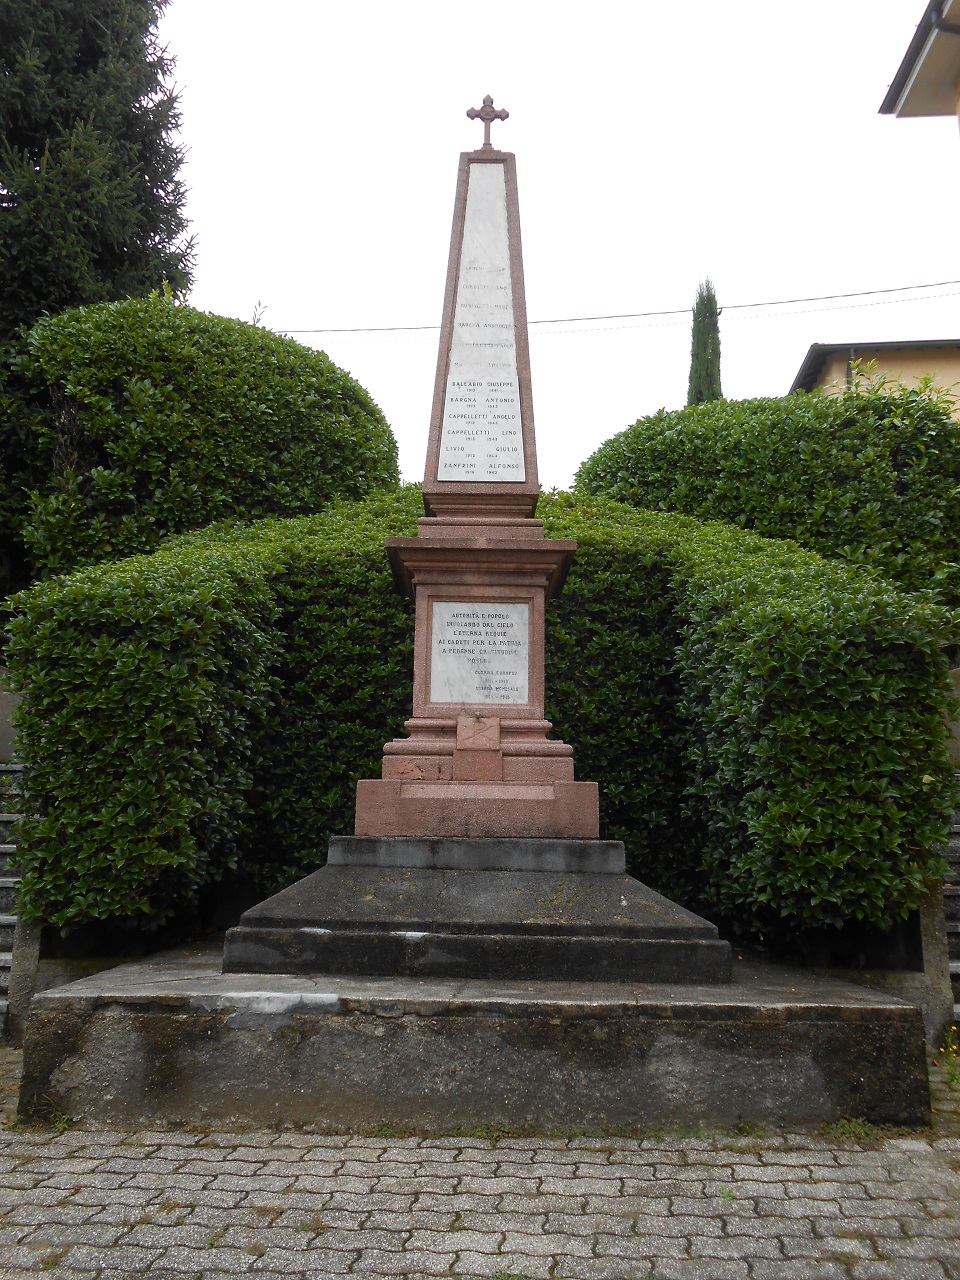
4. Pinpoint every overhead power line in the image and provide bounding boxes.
[275,279,960,336]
